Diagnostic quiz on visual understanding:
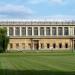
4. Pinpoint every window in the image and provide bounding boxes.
[28,27,32,35]
[52,27,56,35]
[64,27,69,35]
[59,43,62,48]
[28,43,32,49]
[15,27,20,36]
[34,27,38,35]
[46,27,50,35]
[16,43,19,49]
[9,27,13,36]
[22,27,26,36]
[10,43,13,49]
[65,43,68,48]
[53,43,56,48]
[22,43,25,49]
[40,27,44,35]
[47,43,50,48]
[41,43,44,49]
[58,27,63,35]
